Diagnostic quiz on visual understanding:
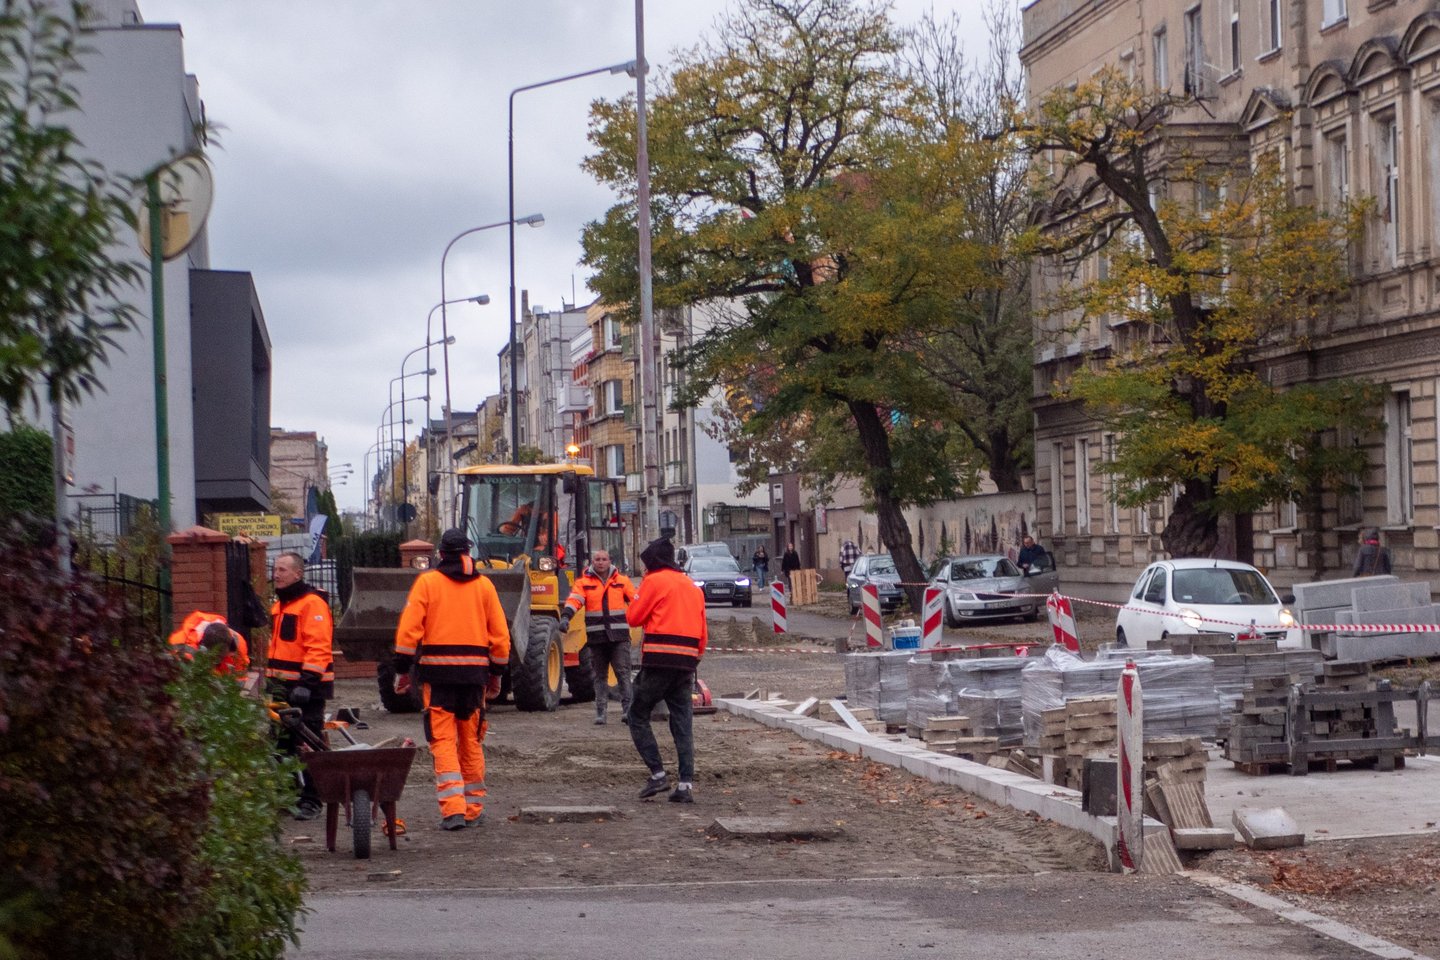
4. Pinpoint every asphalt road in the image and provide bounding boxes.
[295,874,1381,960]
